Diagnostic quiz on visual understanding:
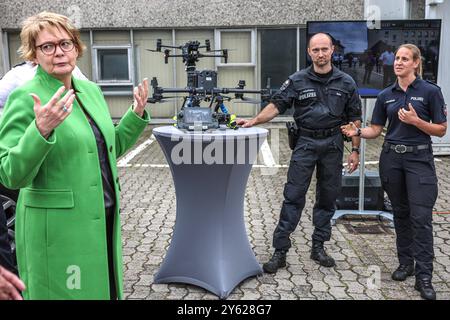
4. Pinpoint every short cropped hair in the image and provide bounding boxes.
[308,33,334,48]
[18,11,85,61]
